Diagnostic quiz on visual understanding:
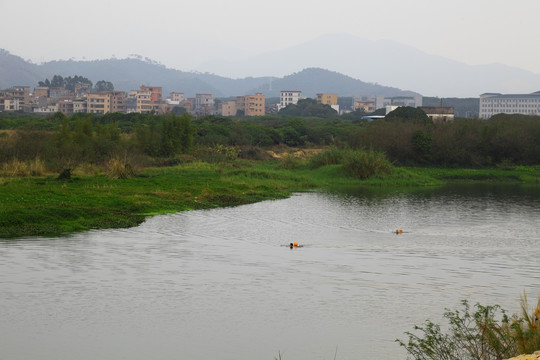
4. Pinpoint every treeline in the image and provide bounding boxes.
[1,111,539,171]
[0,112,194,171]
